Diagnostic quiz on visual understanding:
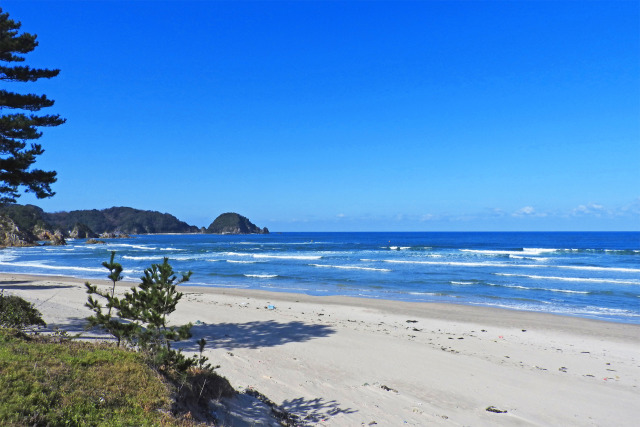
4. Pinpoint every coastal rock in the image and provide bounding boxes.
[0,214,37,247]
[99,231,130,239]
[33,224,66,246]
[48,230,66,246]
[206,213,269,235]
[85,239,106,245]
[33,223,53,241]
[69,223,97,239]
